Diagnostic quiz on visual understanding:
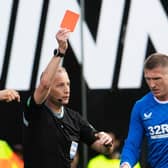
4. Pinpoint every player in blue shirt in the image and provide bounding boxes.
[120,53,168,168]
